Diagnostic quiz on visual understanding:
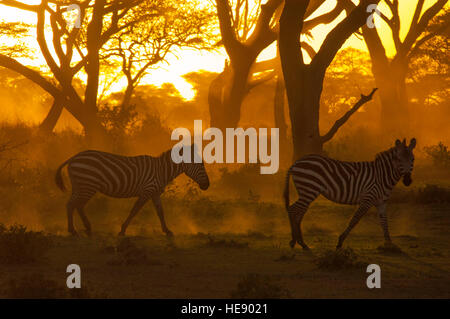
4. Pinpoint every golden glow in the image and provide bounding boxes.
[0,0,443,99]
